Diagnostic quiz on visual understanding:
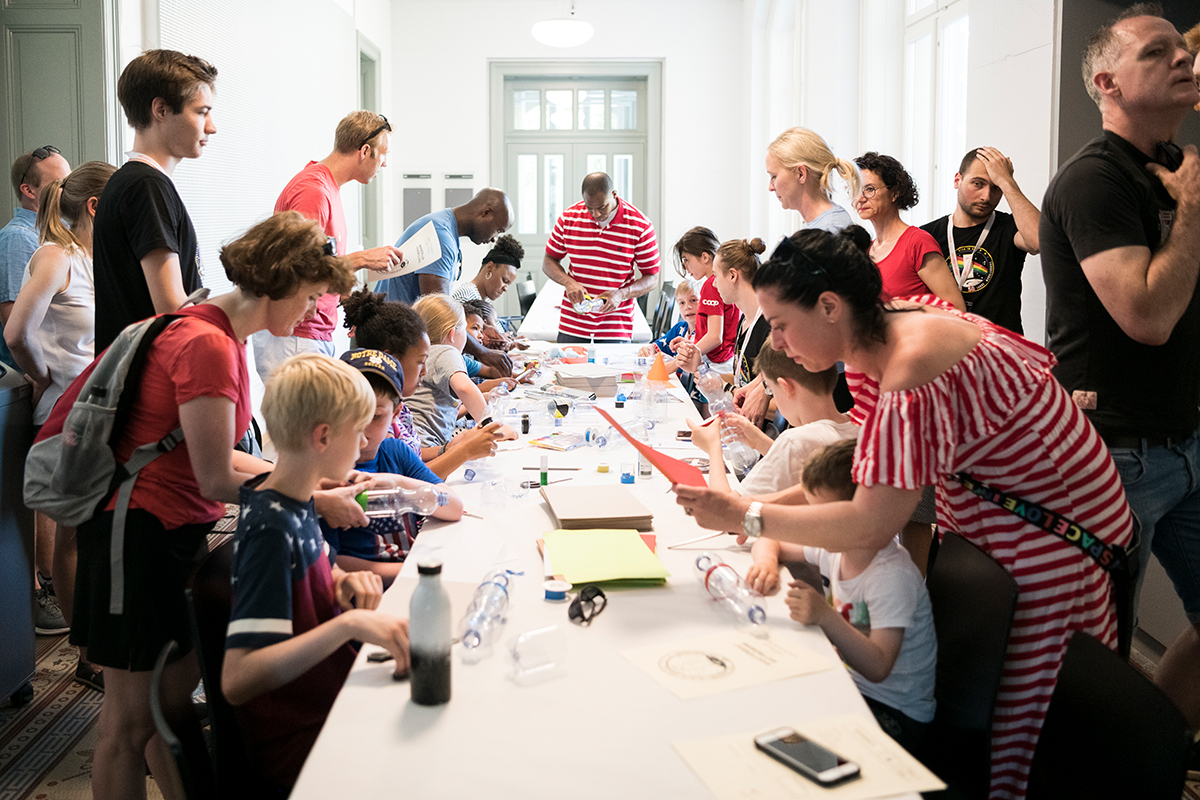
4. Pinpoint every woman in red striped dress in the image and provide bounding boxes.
[674,226,1134,800]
